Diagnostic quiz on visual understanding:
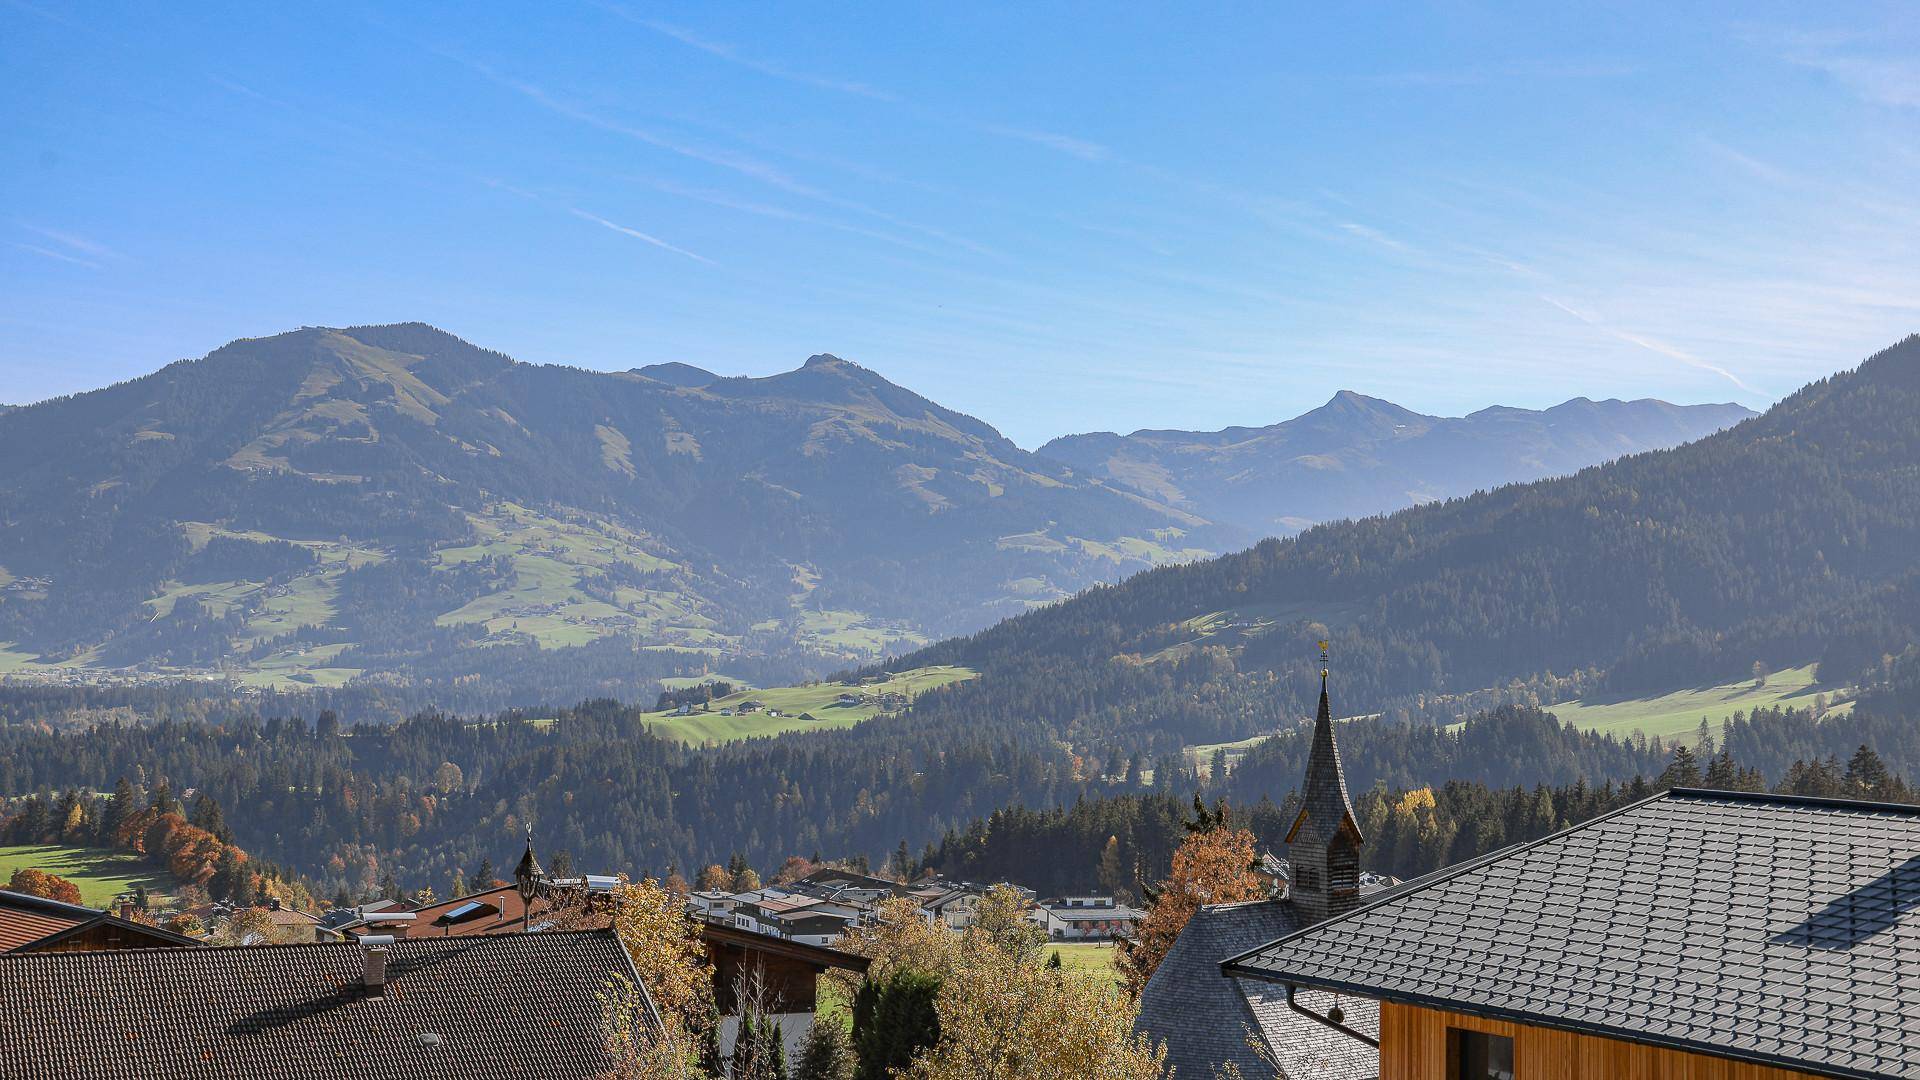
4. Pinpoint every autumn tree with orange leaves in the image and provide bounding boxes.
[5,867,84,906]
[1116,817,1264,998]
